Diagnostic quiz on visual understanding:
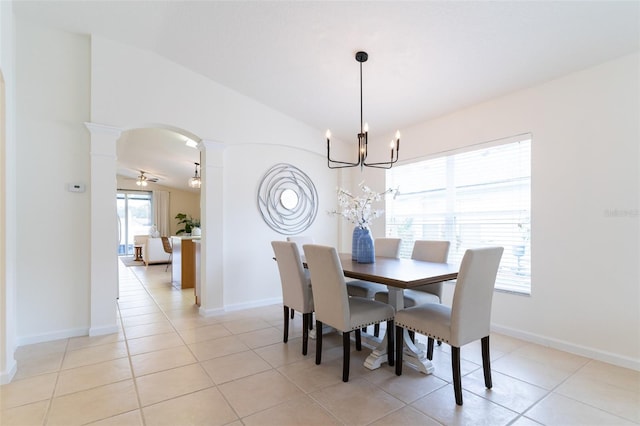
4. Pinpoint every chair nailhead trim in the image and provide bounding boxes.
[352,316,394,330]
[396,323,449,344]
